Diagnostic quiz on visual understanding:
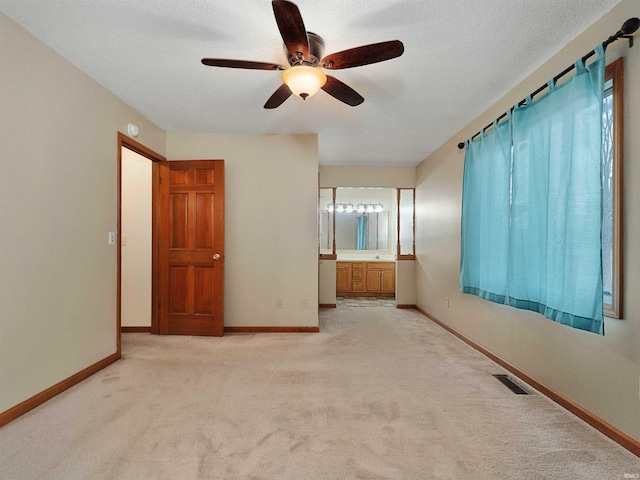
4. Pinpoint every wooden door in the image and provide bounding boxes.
[159,160,224,336]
